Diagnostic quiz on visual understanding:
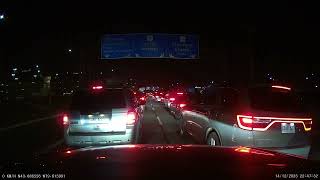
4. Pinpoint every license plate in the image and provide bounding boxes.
[93,118,103,121]
[92,115,109,121]
[281,123,295,133]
